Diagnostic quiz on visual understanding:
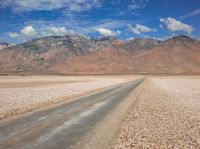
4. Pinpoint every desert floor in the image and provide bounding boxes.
[115,76,200,149]
[0,75,138,120]
[0,75,200,148]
